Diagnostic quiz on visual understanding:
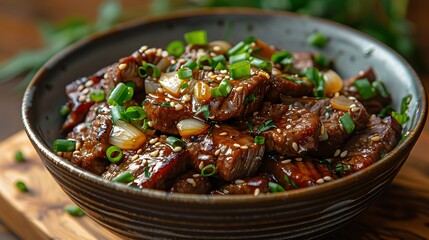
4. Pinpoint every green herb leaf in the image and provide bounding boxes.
[15,150,26,163]
[268,182,285,193]
[64,205,85,217]
[281,75,307,85]
[158,102,172,108]
[284,175,298,189]
[195,105,210,121]
[256,119,276,134]
[16,181,29,193]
